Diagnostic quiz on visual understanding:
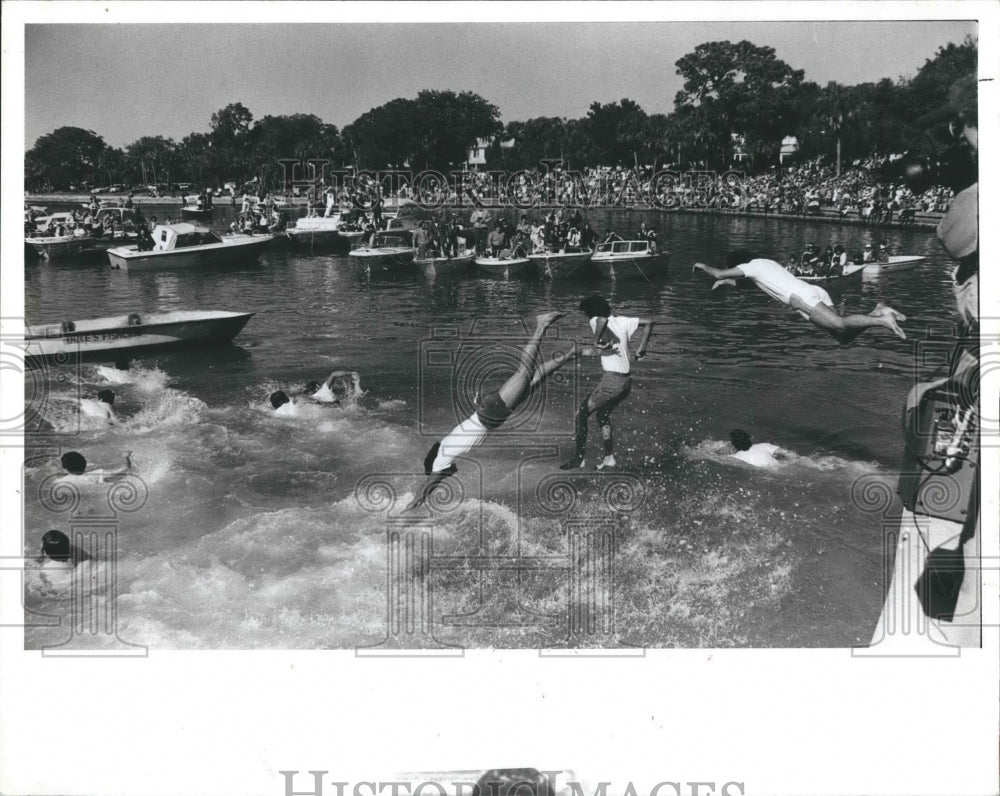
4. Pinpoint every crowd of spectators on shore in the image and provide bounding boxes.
[363,155,954,222]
